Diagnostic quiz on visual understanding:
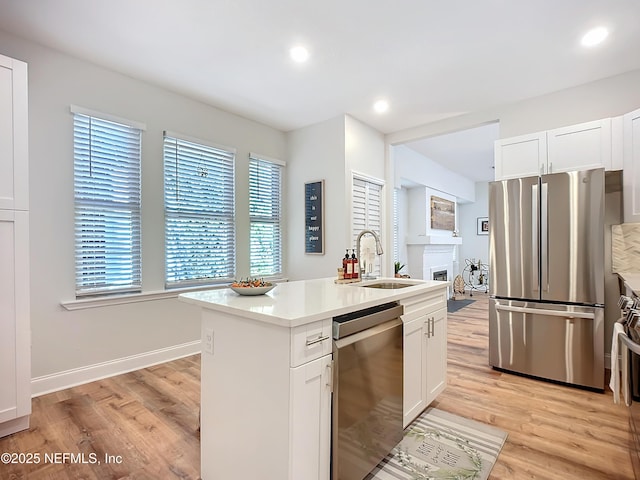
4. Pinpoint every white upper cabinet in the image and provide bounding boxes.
[495,118,619,180]
[494,132,546,180]
[0,54,28,211]
[623,108,640,223]
[546,119,612,173]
